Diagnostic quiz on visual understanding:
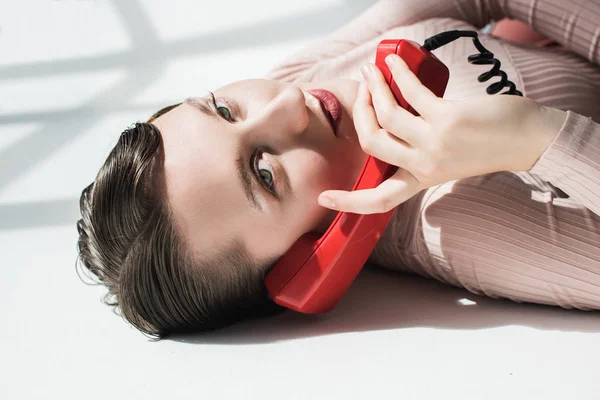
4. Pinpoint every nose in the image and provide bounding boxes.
[254,86,309,141]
